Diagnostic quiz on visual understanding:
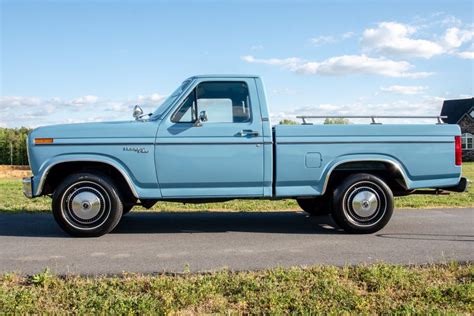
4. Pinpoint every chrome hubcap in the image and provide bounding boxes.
[343,181,388,227]
[61,181,111,230]
[71,191,102,220]
[351,190,378,218]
